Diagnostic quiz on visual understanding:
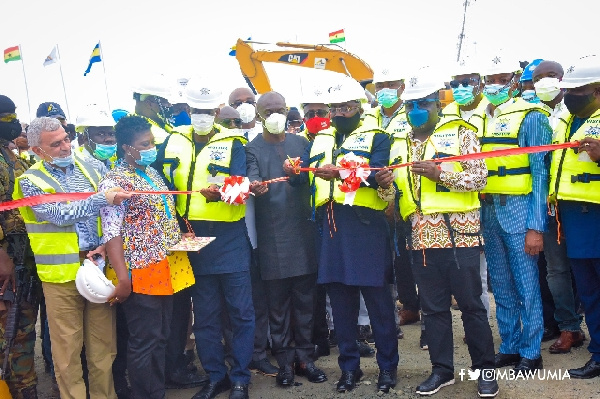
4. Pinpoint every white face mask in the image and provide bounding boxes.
[191,113,215,135]
[237,103,256,124]
[263,113,287,134]
[534,77,562,102]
